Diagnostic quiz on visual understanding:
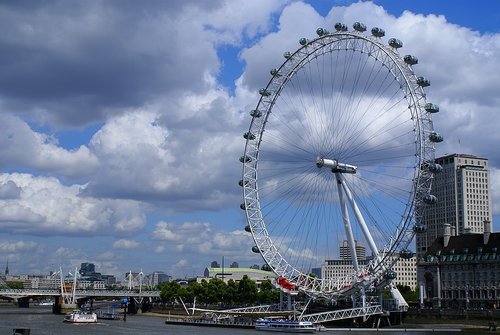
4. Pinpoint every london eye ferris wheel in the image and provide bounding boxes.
[240,22,443,299]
